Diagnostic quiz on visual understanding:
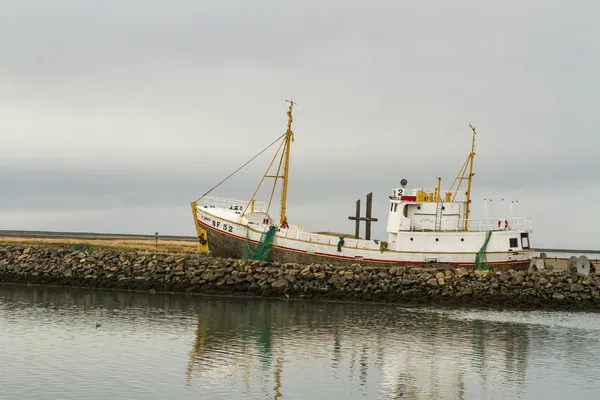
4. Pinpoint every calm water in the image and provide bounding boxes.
[1,285,600,399]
